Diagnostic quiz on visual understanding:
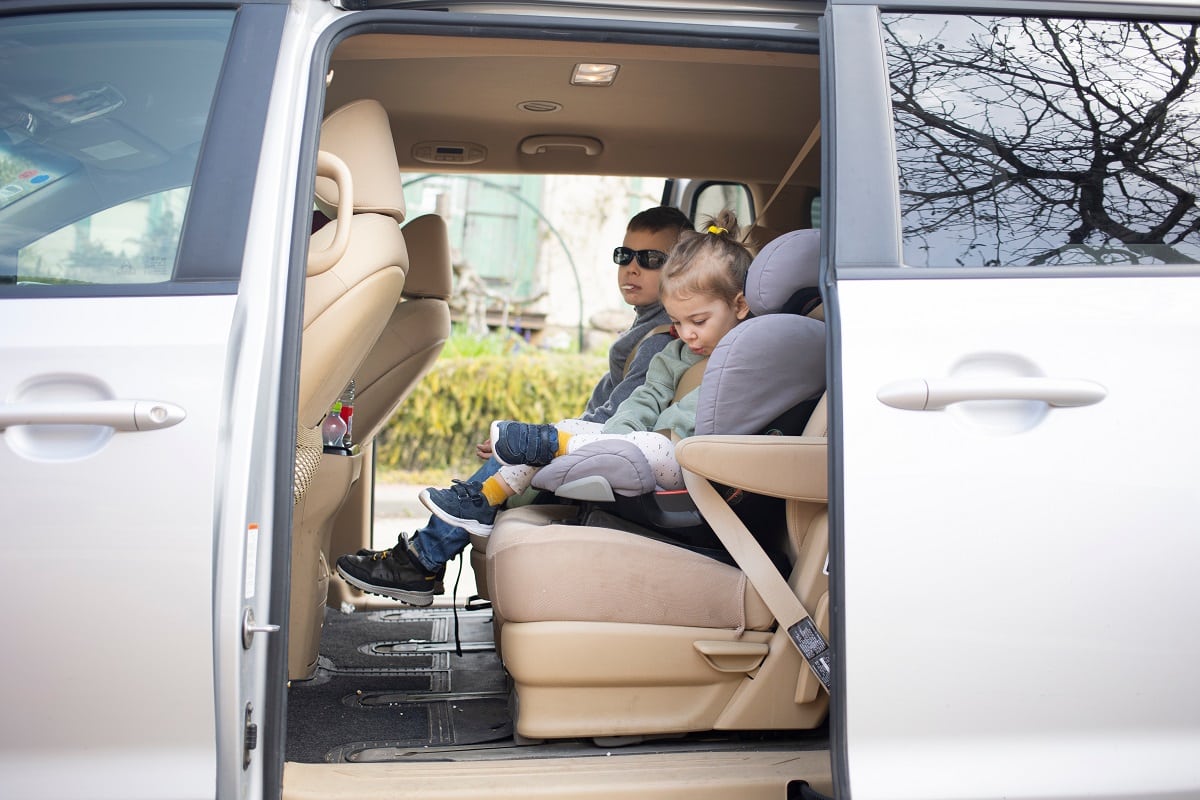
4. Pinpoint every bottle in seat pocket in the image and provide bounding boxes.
[338,379,355,449]
[322,402,348,453]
